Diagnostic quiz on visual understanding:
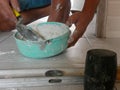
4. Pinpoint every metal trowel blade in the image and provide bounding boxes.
[16,24,39,41]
